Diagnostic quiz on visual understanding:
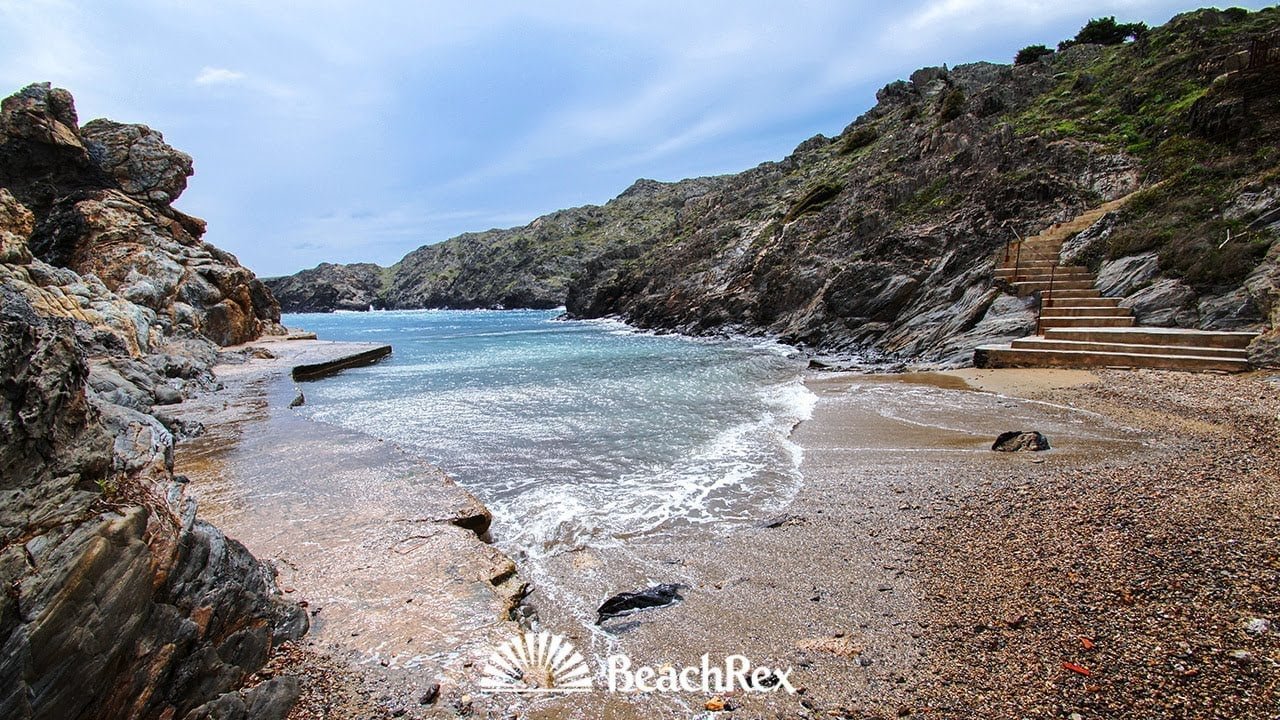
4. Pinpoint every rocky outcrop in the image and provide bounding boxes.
[0,292,305,720]
[1,83,304,718]
[263,262,387,312]
[3,83,281,347]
